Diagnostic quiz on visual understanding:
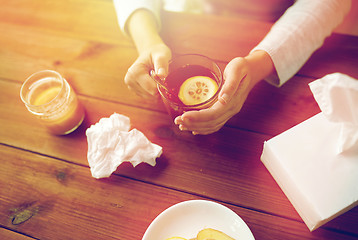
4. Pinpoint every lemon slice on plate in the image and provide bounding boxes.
[178,76,218,105]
